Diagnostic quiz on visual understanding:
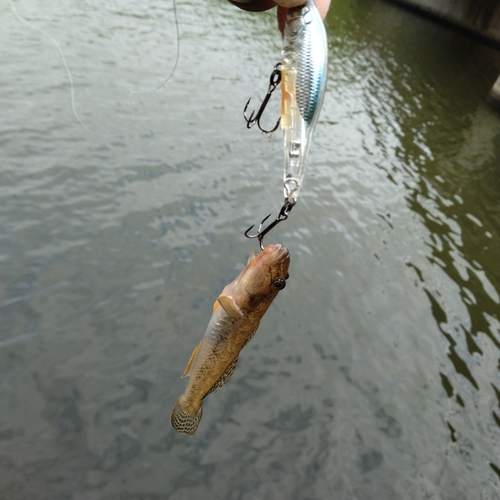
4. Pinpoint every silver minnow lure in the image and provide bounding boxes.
[281,0,328,203]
